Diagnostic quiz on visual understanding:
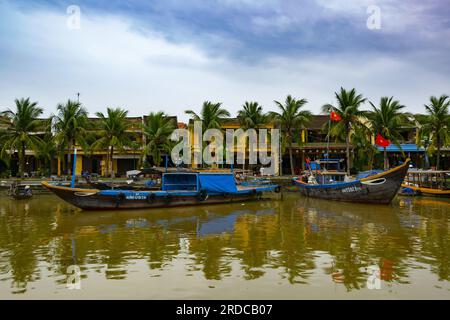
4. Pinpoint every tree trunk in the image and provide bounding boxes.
[346,130,351,176]
[279,151,283,176]
[384,147,388,170]
[110,146,115,178]
[289,143,295,176]
[20,141,26,179]
[104,152,109,177]
[368,150,374,171]
[46,158,51,177]
[60,152,65,175]
[436,144,441,170]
